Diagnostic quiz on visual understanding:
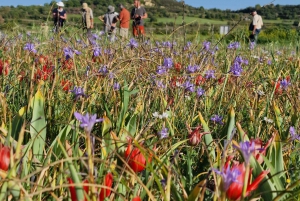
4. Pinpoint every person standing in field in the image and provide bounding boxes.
[99,5,119,41]
[52,2,67,32]
[81,3,94,38]
[249,10,263,44]
[118,4,130,39]
[130,0,147,37]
